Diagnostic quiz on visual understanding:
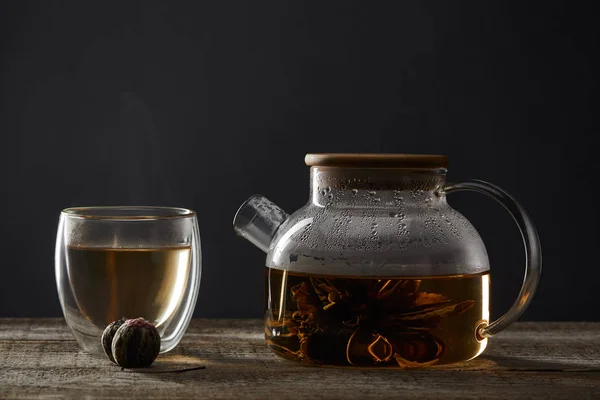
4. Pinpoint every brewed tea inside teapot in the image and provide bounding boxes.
[233,154,541,368]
